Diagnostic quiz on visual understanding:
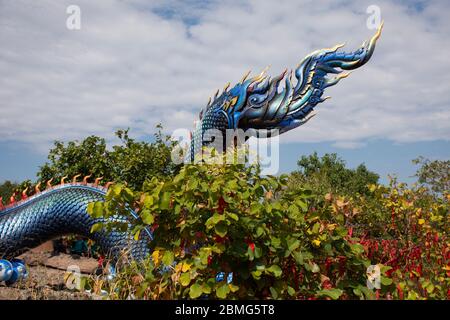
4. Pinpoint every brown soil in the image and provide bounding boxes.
[0,251,98,300]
